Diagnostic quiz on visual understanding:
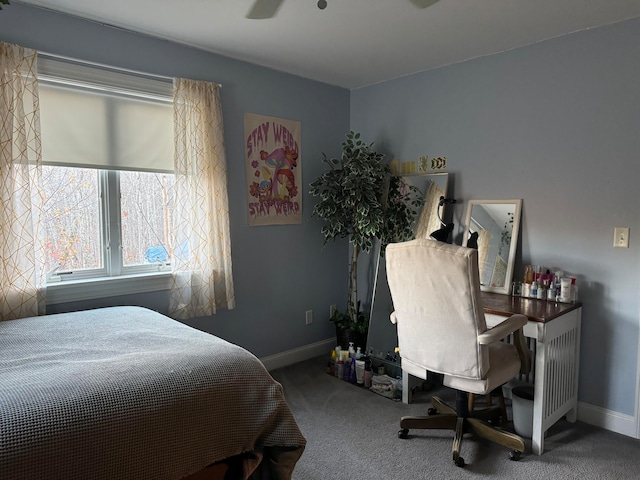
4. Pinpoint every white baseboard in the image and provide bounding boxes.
[577,401,637,438]
[260,337,335,372]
